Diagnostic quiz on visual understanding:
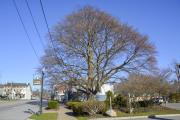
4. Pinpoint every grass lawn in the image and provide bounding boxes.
[30,113,58,120]
[116,106,180,117]
[76,106,180,120]
[76,116,89,120]
[76,114,106,120]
